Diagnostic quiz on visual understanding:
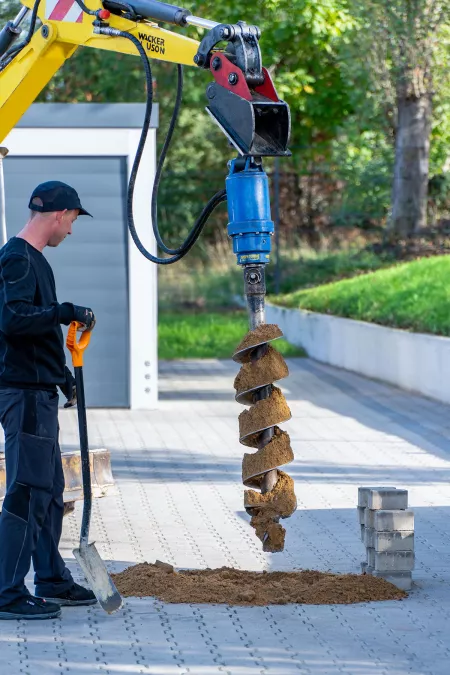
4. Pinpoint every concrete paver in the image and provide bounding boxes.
[1,357,450,673]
